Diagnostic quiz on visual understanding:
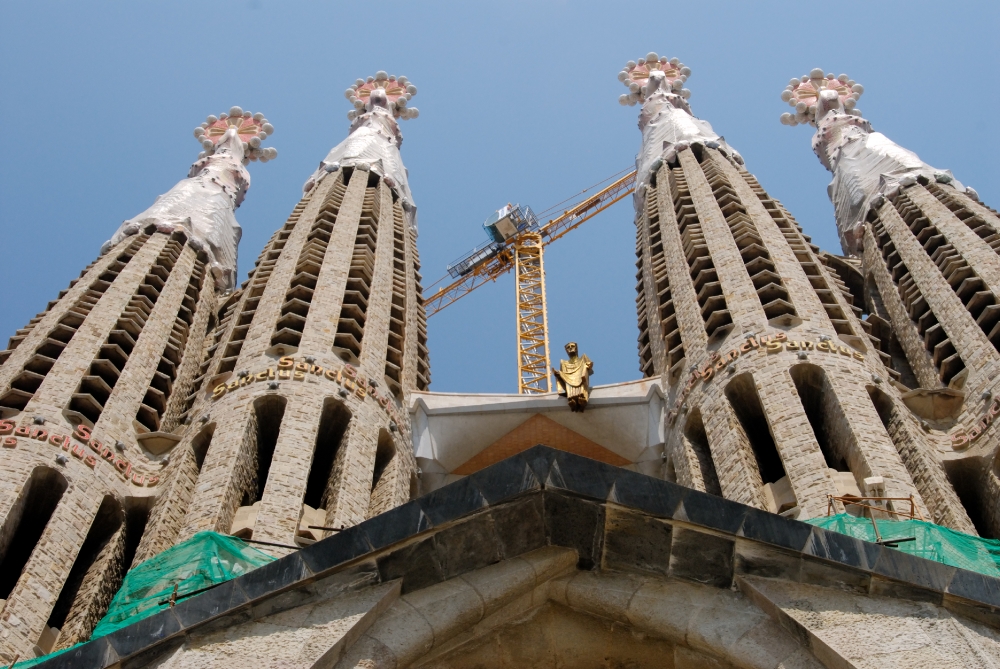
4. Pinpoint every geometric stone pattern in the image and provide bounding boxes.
[27,447,1000,669]
[0,226,219,662]
[633,137,973,531]
[861,180,1000,539]
[142,157,426,568]
[452,414,630,475]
